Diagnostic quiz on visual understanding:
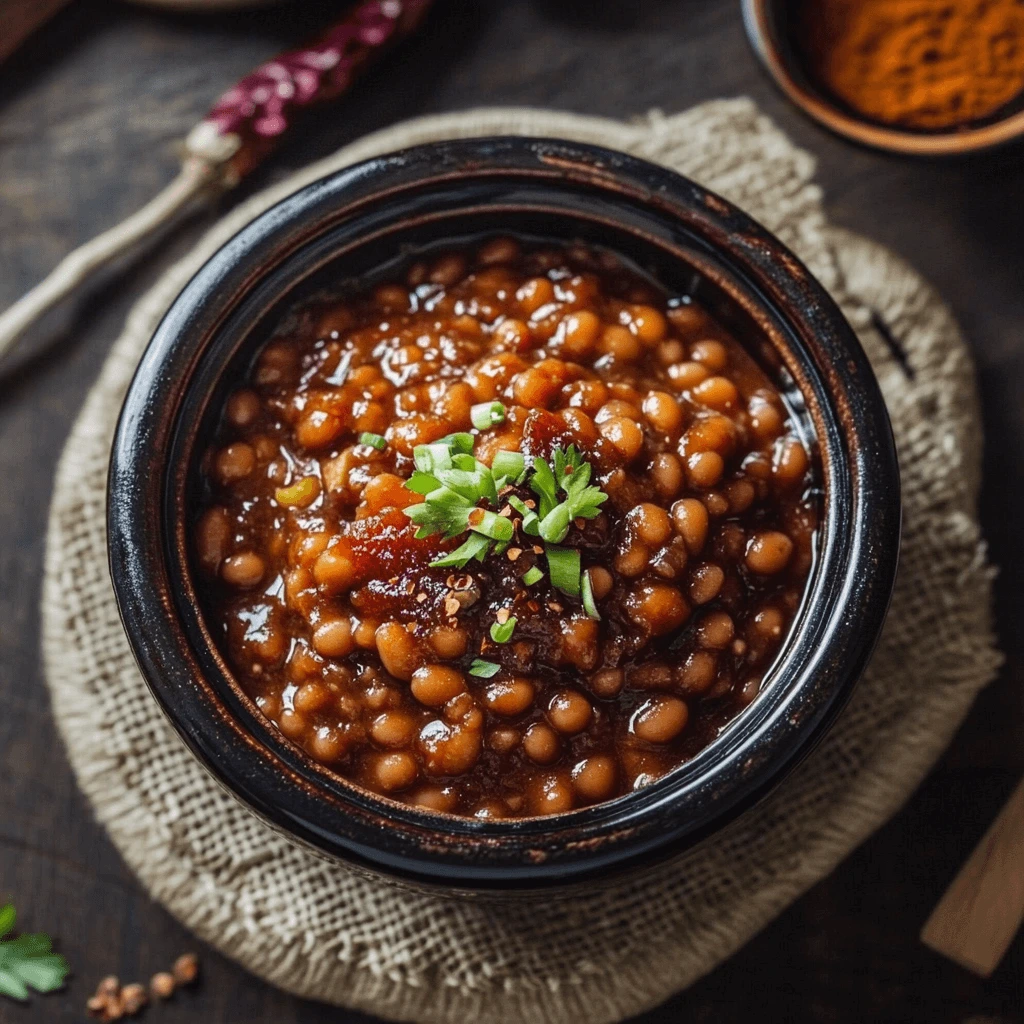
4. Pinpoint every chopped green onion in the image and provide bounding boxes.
[471,401,507,430]
[414,442,454,474]
[507,495,532,516]
[546,545,581,597]
[538,503,573,544]
[491,449,525,484]
[581,569,601,620]
[430,532,491,568]
[469,658,501,678]
[442,432,475,454]
[468,509,514,541]
[359,432,387,451]
[522,566,543,586]
[489,616,517,644]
